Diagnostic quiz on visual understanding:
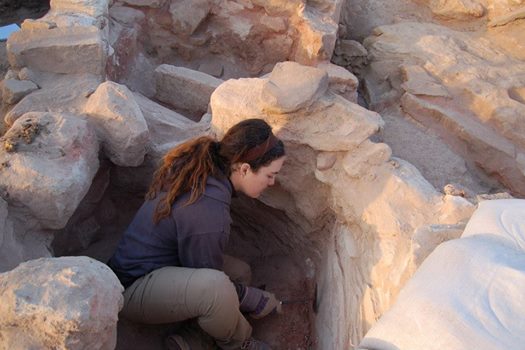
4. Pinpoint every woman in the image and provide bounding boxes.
[108,119,286,350]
